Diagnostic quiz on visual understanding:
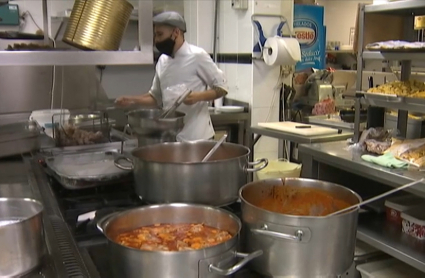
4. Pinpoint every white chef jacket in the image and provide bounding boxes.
[149,41,228,141]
